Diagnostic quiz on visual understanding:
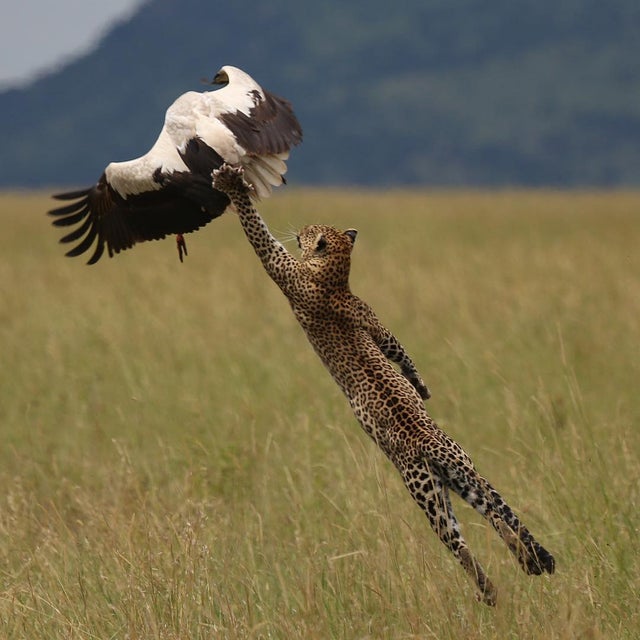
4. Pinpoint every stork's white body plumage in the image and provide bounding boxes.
[49,65,302,263]
[104,128,186,197]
